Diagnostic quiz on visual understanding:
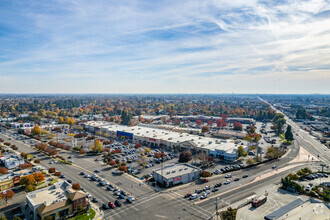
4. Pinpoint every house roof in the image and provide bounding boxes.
[36,199,71,214]
[67,190,87,201]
